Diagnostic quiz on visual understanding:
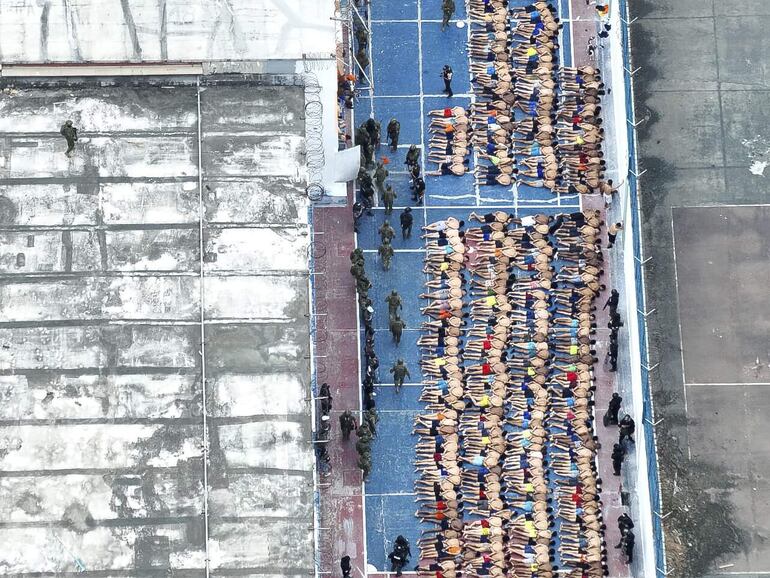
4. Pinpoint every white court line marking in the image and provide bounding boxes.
[194,78,213,578]
[685,382,770,387]
[371,93,473,98]
[364,204,578,210]
[365,492,418,497]
[374,383,426,387]
[674,203,770,209]
[559,0,575,66]
[670,208,691,460]
[513,182,520,215]
[417,0,427,235]
[429,194,476,200]
[671,204,770,428]
[371,19,465,23]
[557,0,566,69]
[712,568,770,576]
[362,249,425,253]
[360,5,374,569]
[479,197,518,204]
[462,4,480,208]
[518,196,562,205]
[355,232,367,572]
[368,4,376,116]
[367,327,424,331]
